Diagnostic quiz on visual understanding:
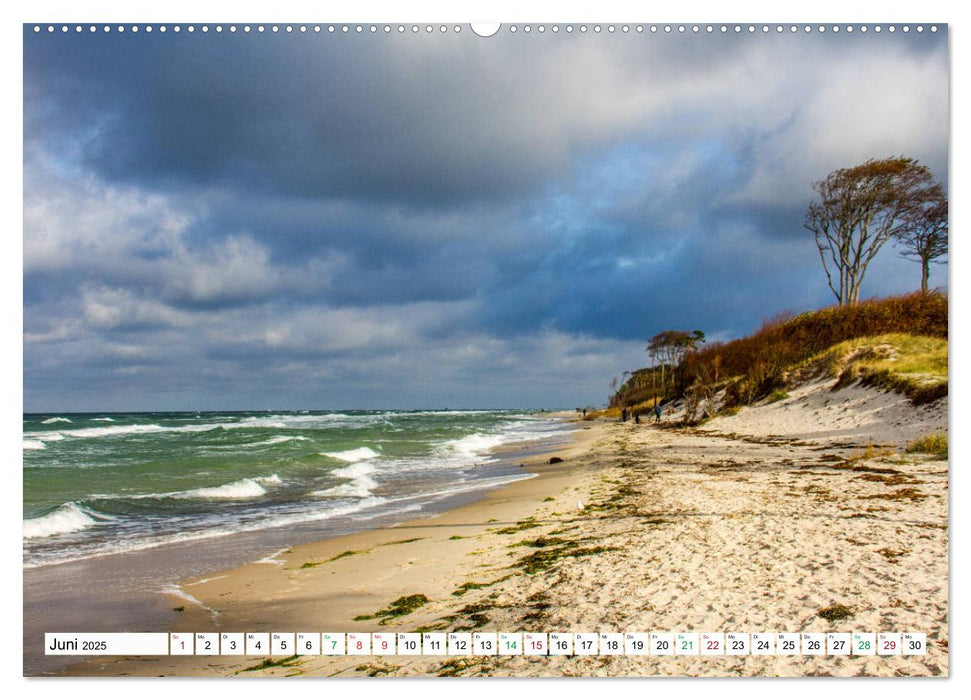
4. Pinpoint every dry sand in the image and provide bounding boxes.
[66,379,948,677]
